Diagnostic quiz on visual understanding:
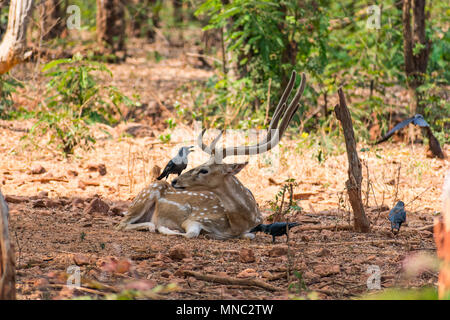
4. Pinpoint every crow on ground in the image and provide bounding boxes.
[250,222,300,243]
[157,146,194,180]
[388,201,406,234]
